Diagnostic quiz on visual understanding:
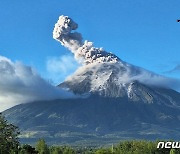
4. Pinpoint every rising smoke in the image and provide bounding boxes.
[53,15,119,64]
